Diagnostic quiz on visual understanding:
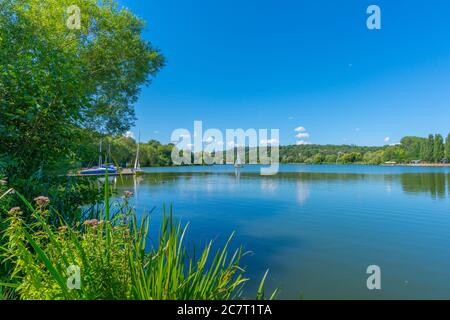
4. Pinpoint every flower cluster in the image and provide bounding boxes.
[34,196,50,209]
[58,226,68,233]
[123,191,134,199]
[8,207,22,216]
[83,219,104,227]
